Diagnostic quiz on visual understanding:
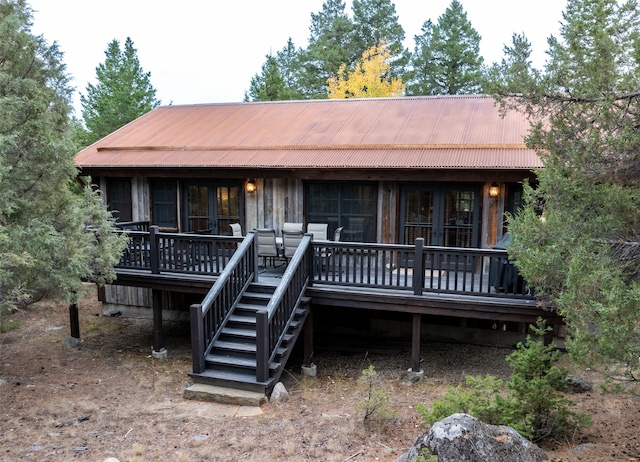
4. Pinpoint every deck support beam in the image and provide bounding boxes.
[152,289,167,359]
[411,313,421,373]
[303,309,314,367]
[69,303,80,339]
